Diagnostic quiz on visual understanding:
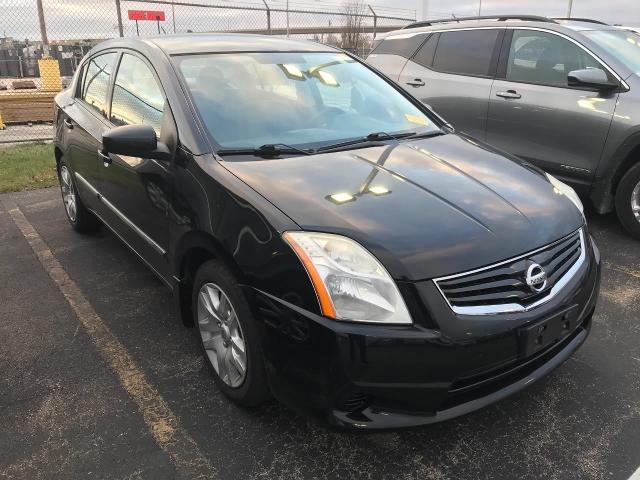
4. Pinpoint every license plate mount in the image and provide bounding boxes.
[519,306,579,358]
